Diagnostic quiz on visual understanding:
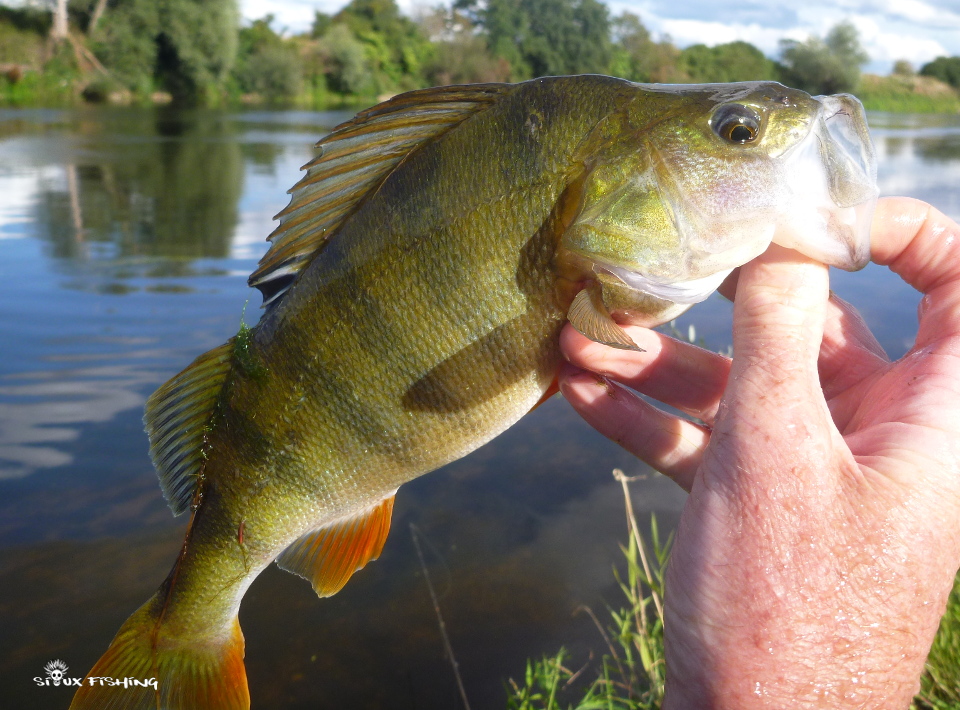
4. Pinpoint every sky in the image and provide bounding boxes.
[240,0,960,75]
